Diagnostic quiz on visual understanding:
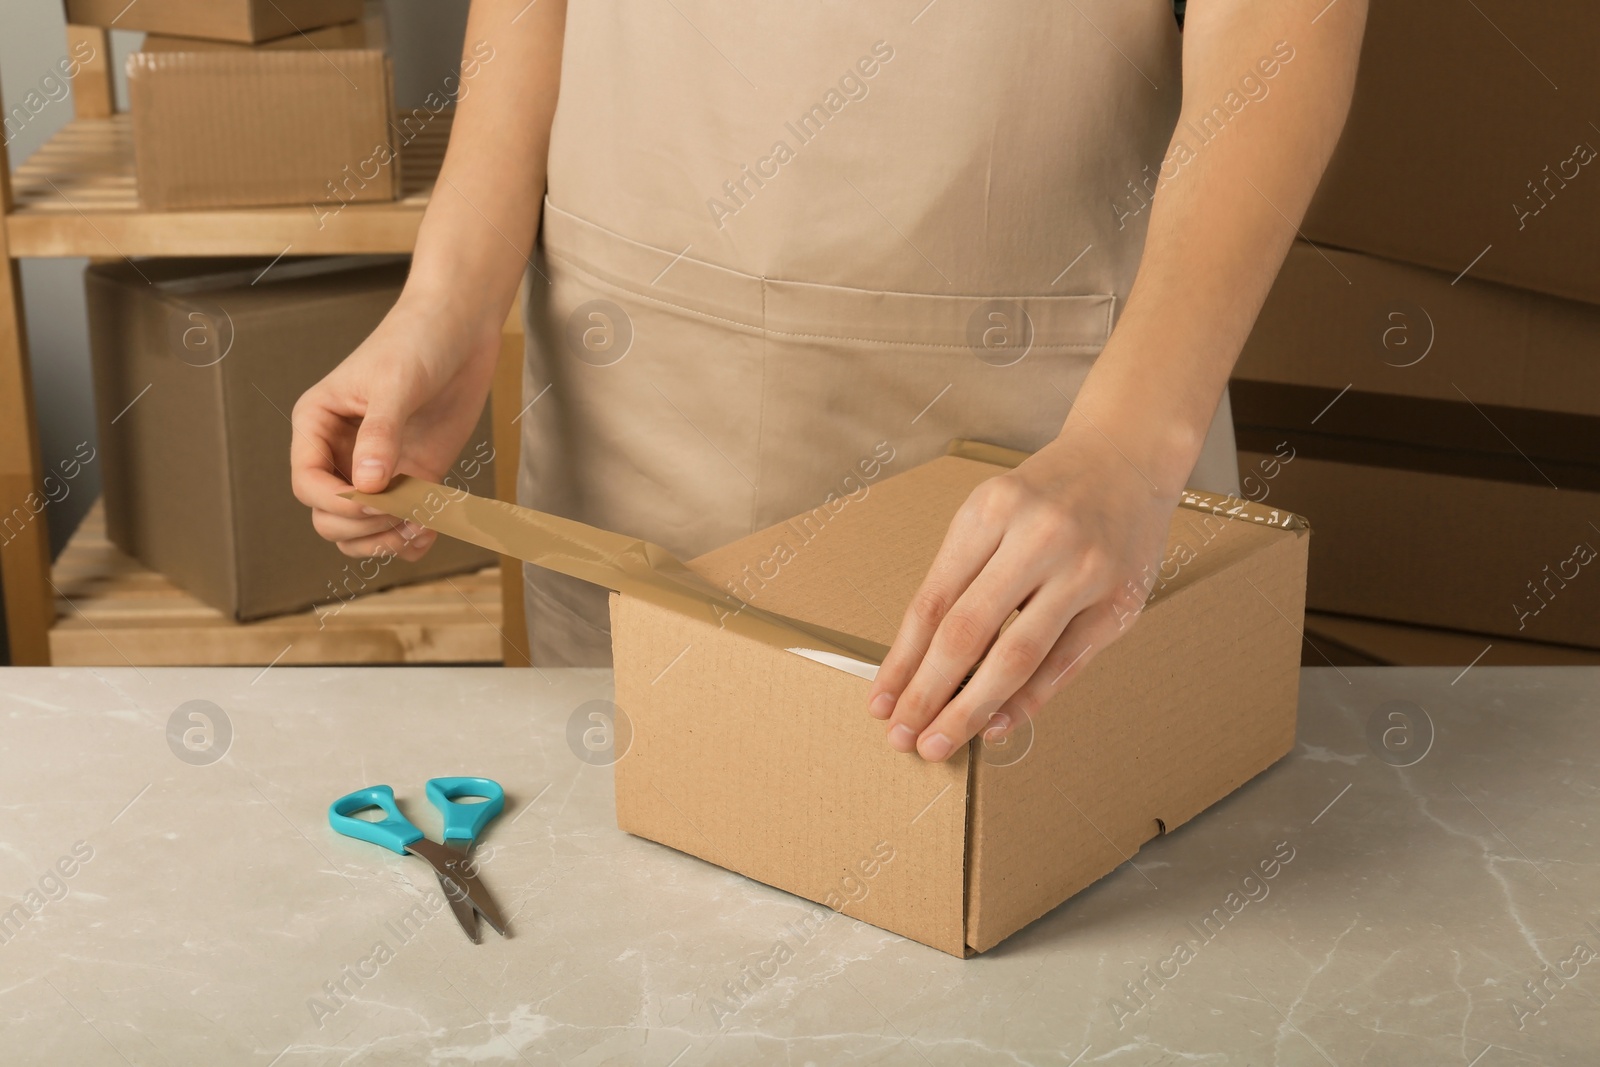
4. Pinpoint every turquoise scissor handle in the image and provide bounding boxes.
[425,776,505,847]
[329,785,424,856]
